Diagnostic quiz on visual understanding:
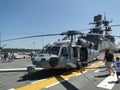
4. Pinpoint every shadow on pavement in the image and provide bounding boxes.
[55,75,79,90]
[17,69,73,82]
